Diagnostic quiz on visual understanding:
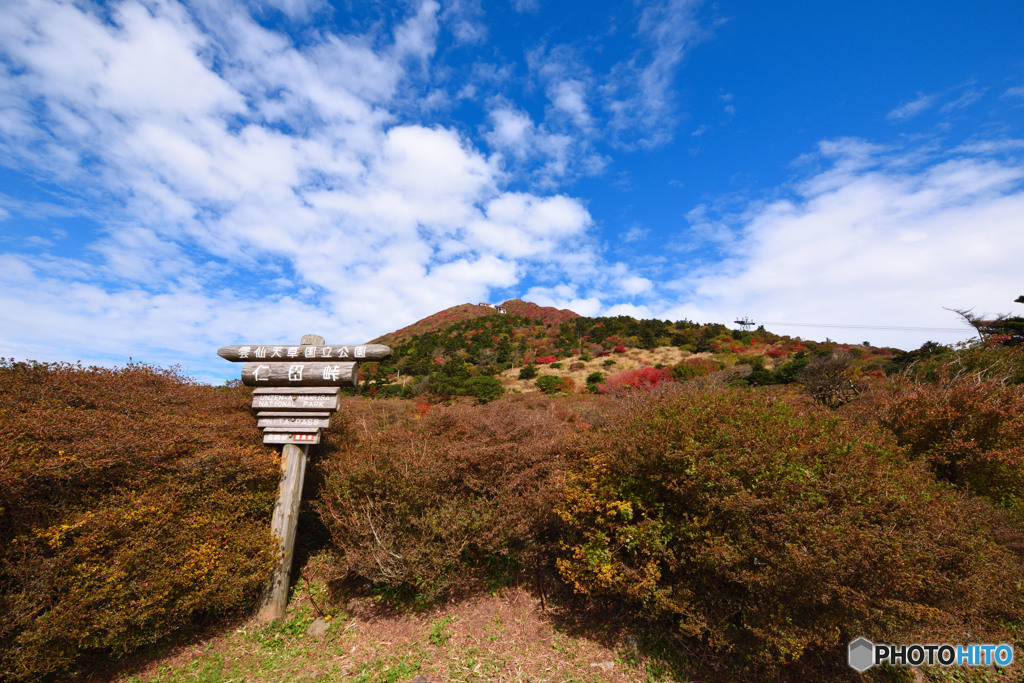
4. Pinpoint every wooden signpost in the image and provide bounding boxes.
[251,387,342,412]
[218,333,391,622]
